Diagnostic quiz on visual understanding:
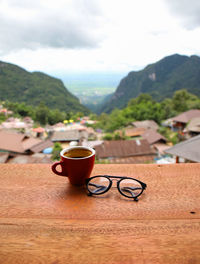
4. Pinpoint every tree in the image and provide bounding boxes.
[35,102,48,125]
[52,142,62,161]
[172,89,199,113]
[16,102,34,117]
[0,113,6,123]
[48,109,66,125]
[128,93,153,107]
[161,98,176,119]
[102,133,113,140]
